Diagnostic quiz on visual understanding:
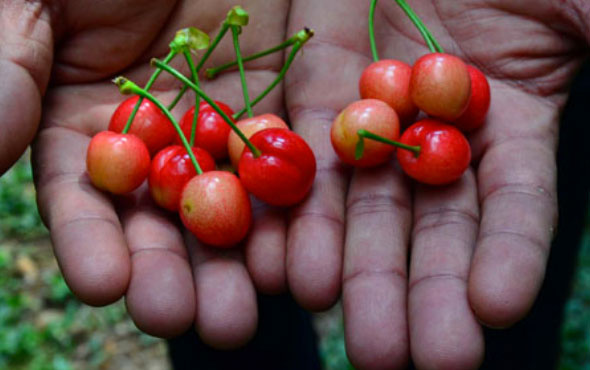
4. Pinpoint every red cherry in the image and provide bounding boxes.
[359,59,418,125]
[454,65,491,132]
[238,128,316,206]
[179,171,252,248]
[149,145,216,211]
[396,119,471,185]
[177,101,235,159]
[410,53,471,121]
[86,131,151,194]
[228,113,289,168]
[109,96,175,155]
[331,99,400,167]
